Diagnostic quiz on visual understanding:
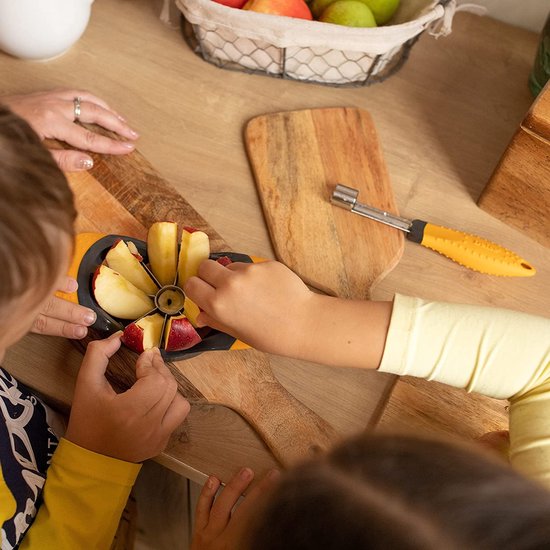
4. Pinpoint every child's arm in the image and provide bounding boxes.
[185,260,550,487]
[19,333,190,549]
[184,260,392,369]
